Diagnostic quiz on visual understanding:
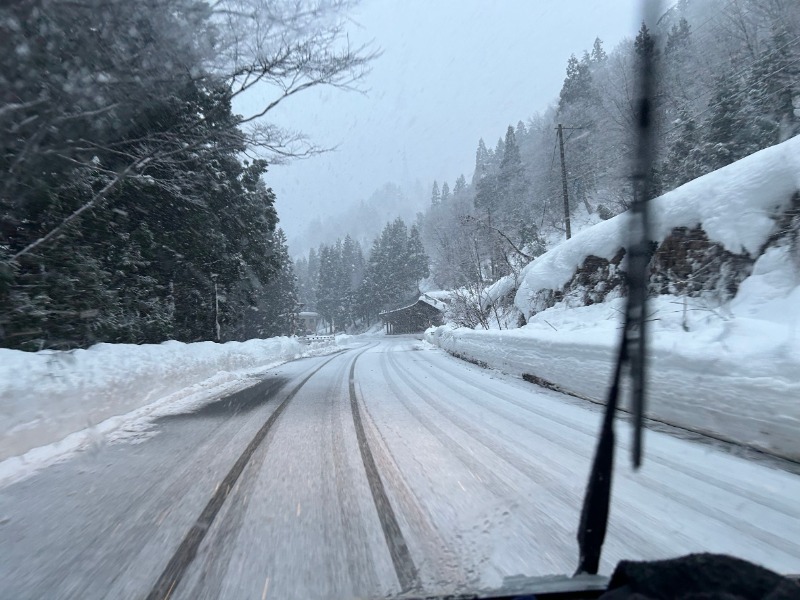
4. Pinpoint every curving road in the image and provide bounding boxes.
[2,336,800,599]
